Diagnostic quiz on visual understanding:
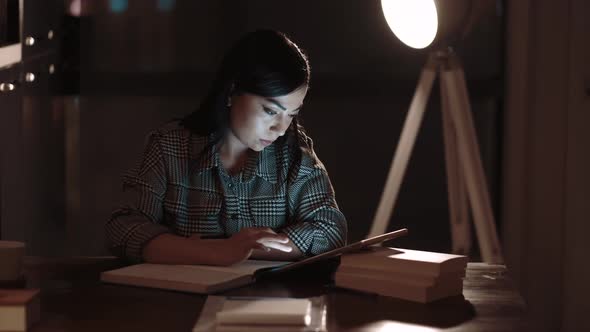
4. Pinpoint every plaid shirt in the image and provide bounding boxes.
[105,121,347,262]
